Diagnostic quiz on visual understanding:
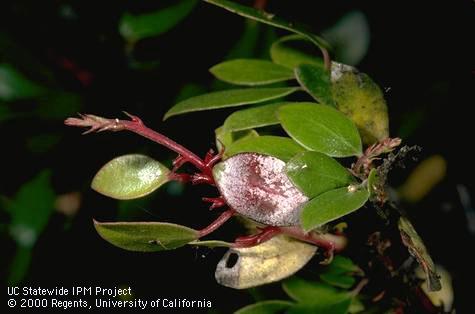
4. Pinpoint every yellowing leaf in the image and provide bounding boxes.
[215,235,317,289]
[398,217,441,291]
[331,67,389,145]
